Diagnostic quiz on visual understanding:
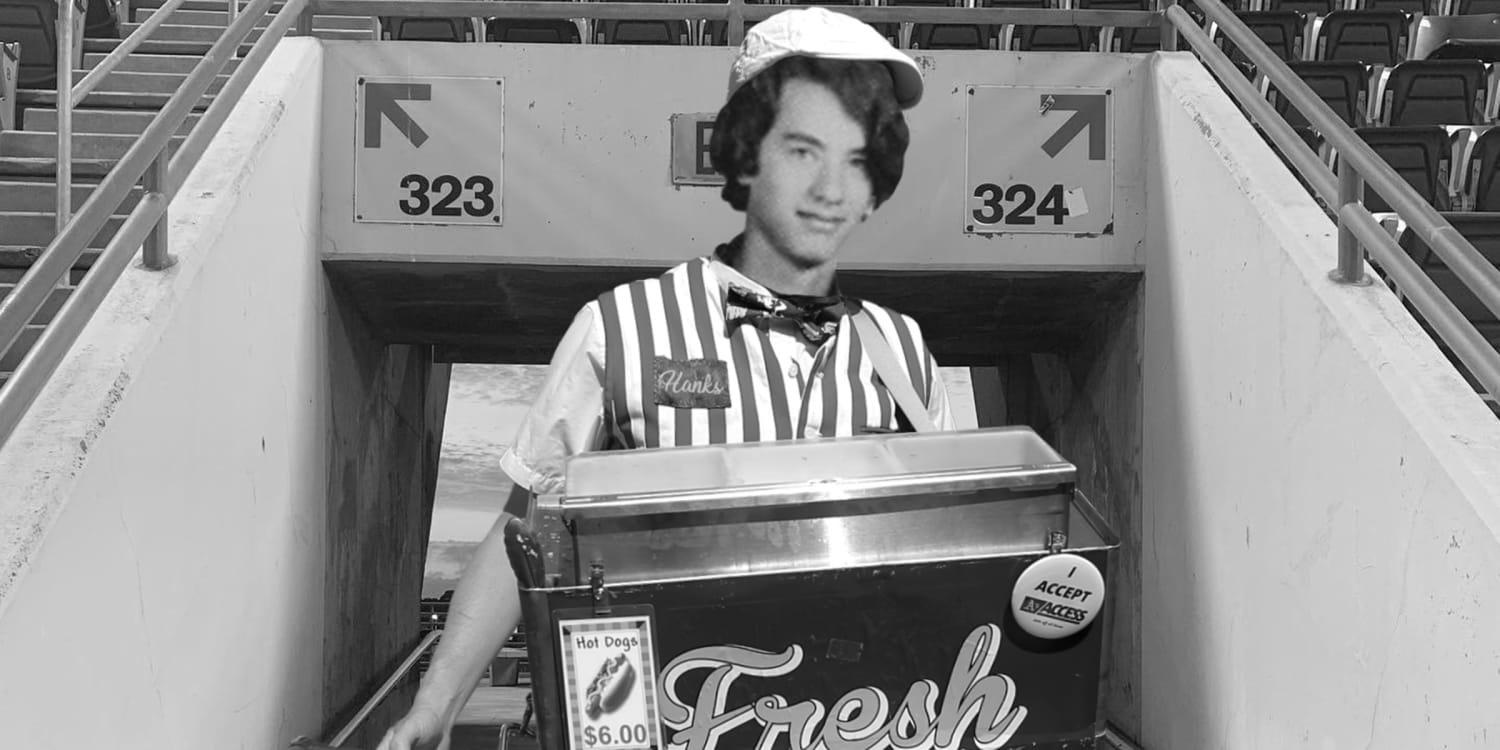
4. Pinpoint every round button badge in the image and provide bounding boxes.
[1010,553,1106,639]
